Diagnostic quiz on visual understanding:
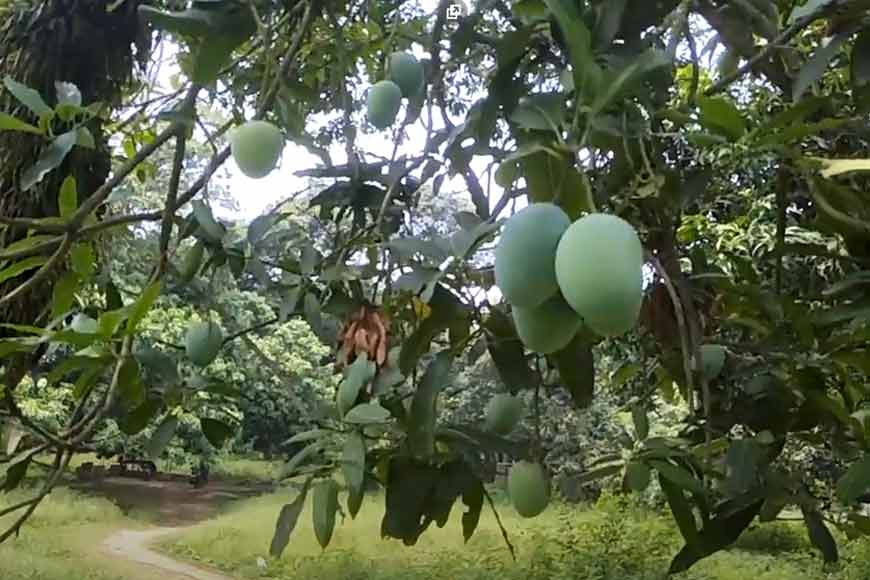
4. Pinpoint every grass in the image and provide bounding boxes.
[211,454,283,482]
[164,488,870,580]
[0,486,142,580]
